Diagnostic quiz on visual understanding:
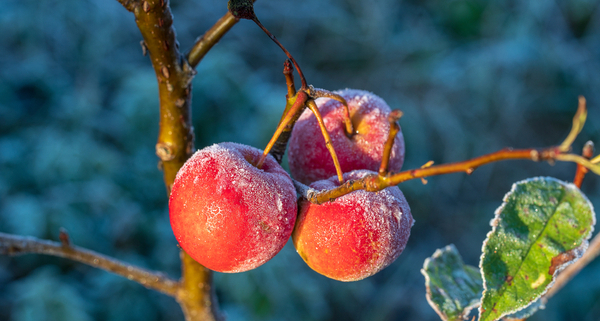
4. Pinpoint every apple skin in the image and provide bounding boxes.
[169,142,298,273]
[288,89,405,185]
[292,170,414,281]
